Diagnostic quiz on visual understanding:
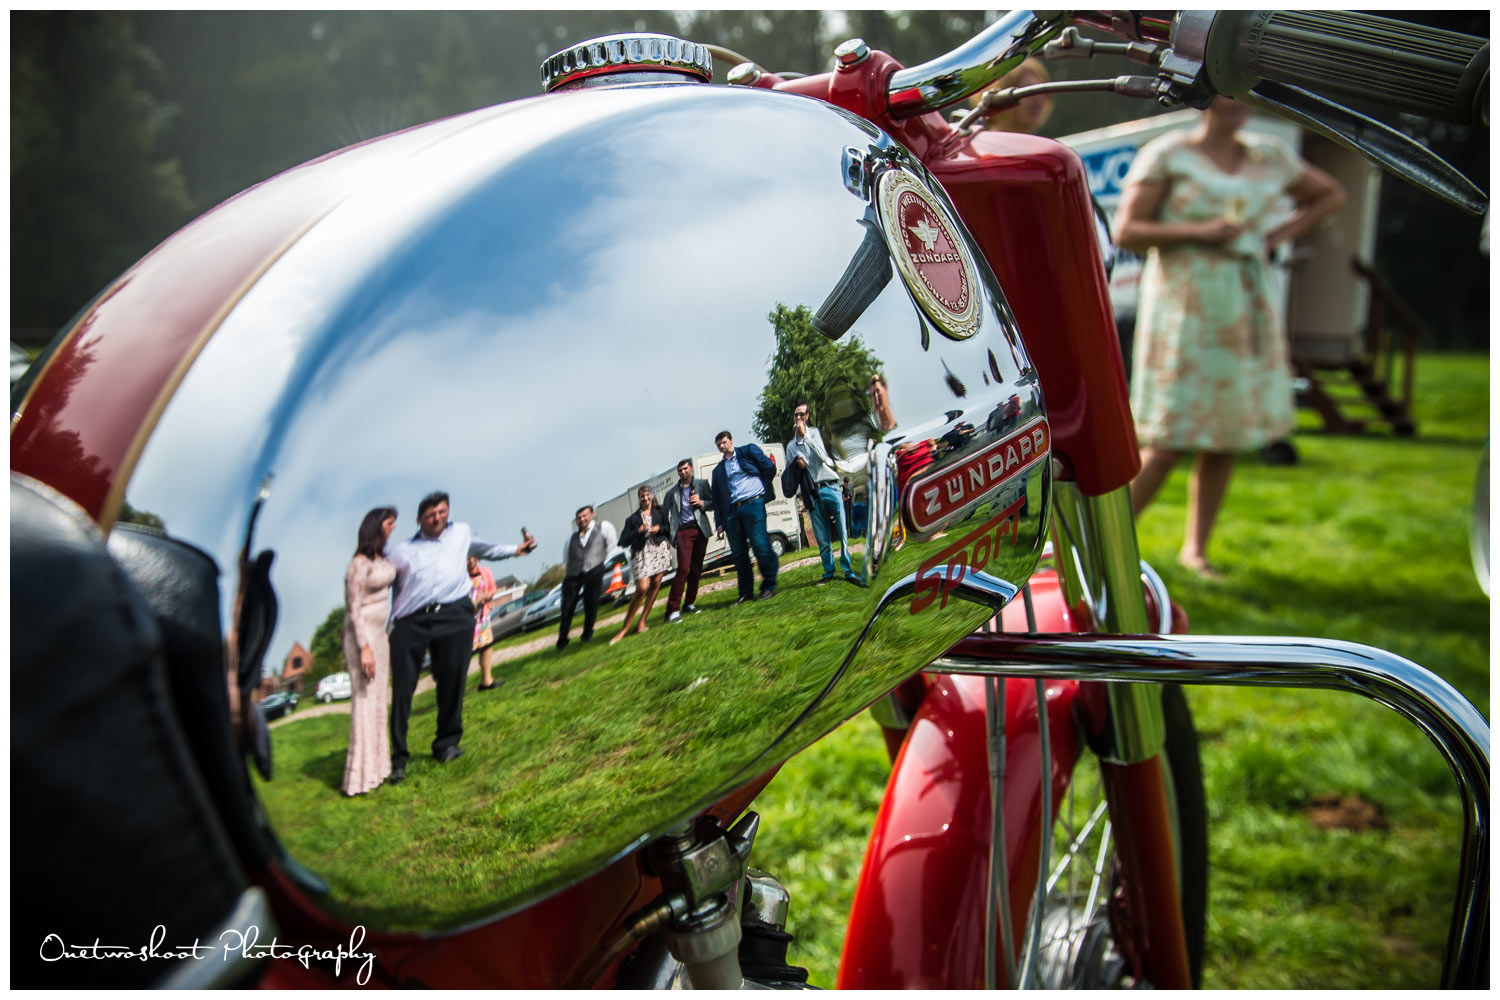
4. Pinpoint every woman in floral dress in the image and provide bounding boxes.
[1117,97,1344,575]
[468,555,499,691]
[342,506,397,795]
